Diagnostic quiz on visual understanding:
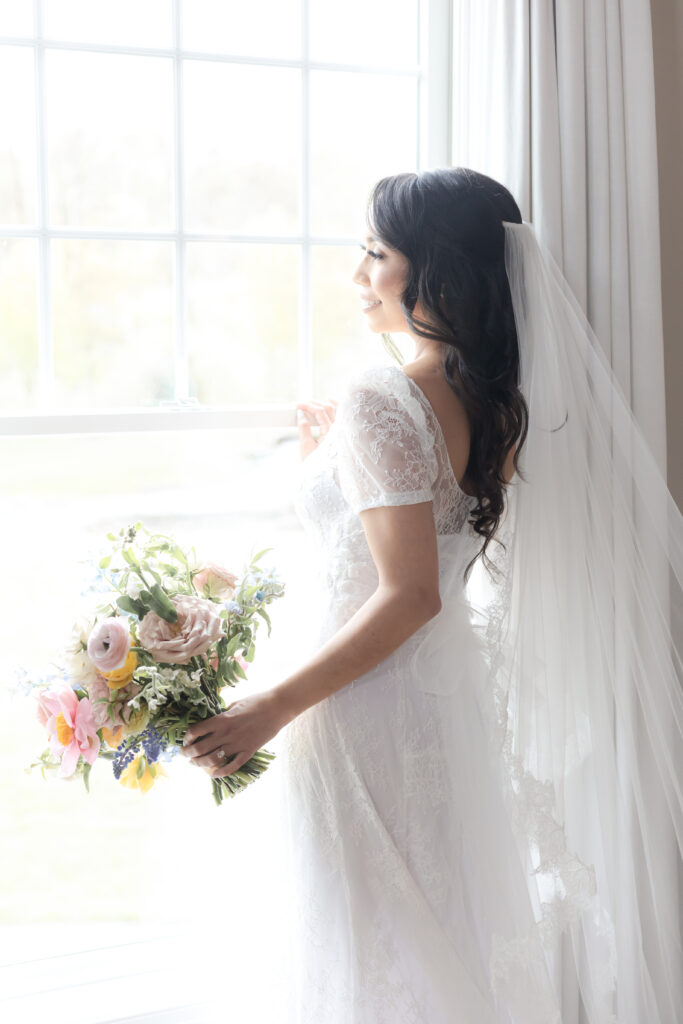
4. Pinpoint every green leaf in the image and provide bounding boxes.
[250,547,272,564]
[116,595,146,618]
[149,583,178,622]
[171,545,188,566]
[122,548,140,568]
[99,554,112,569]
[82,762,92,793]
[224,634,242,657]
[136,757,146,780]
